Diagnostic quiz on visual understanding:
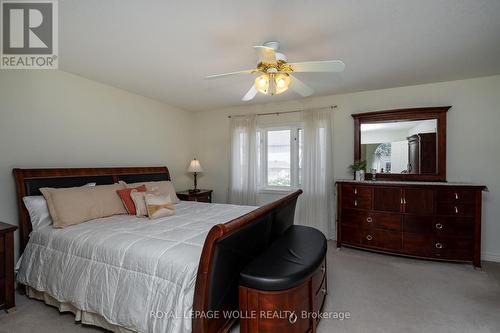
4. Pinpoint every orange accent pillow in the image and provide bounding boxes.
[116,185,147,215]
